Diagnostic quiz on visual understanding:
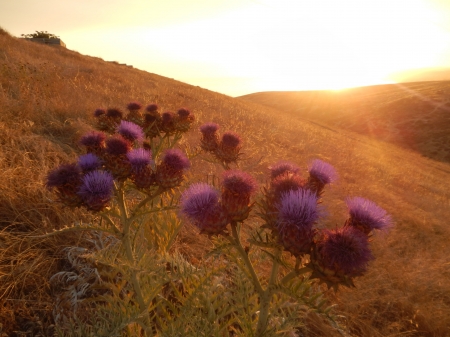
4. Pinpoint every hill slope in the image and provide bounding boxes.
[239,82,450,163]
[1,27,450,336]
